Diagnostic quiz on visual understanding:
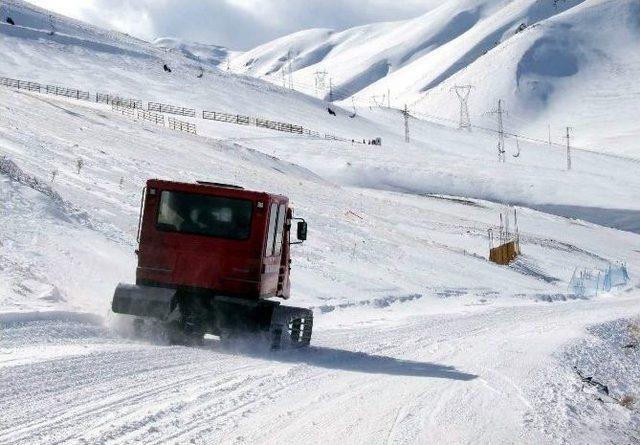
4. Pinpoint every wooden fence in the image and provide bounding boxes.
[97,93,142,109]
[0,77,41,92]
[111,102,135,118]
[203,110,304,135]
[137,109,165,126]
[168,117,196,134]
[0,75,367,143]
[148,101,196,117]
[45,84,91,100]
[203,110,250,125]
